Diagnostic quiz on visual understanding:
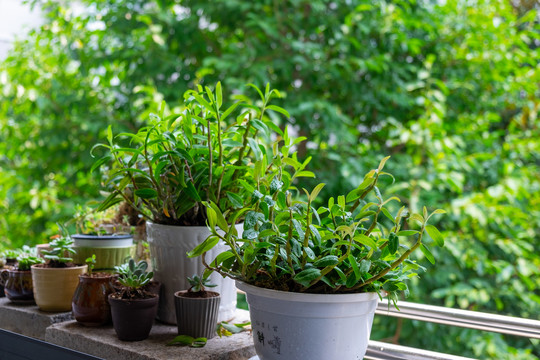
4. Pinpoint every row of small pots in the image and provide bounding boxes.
[72,273,220,341]
[1,267,220,342]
